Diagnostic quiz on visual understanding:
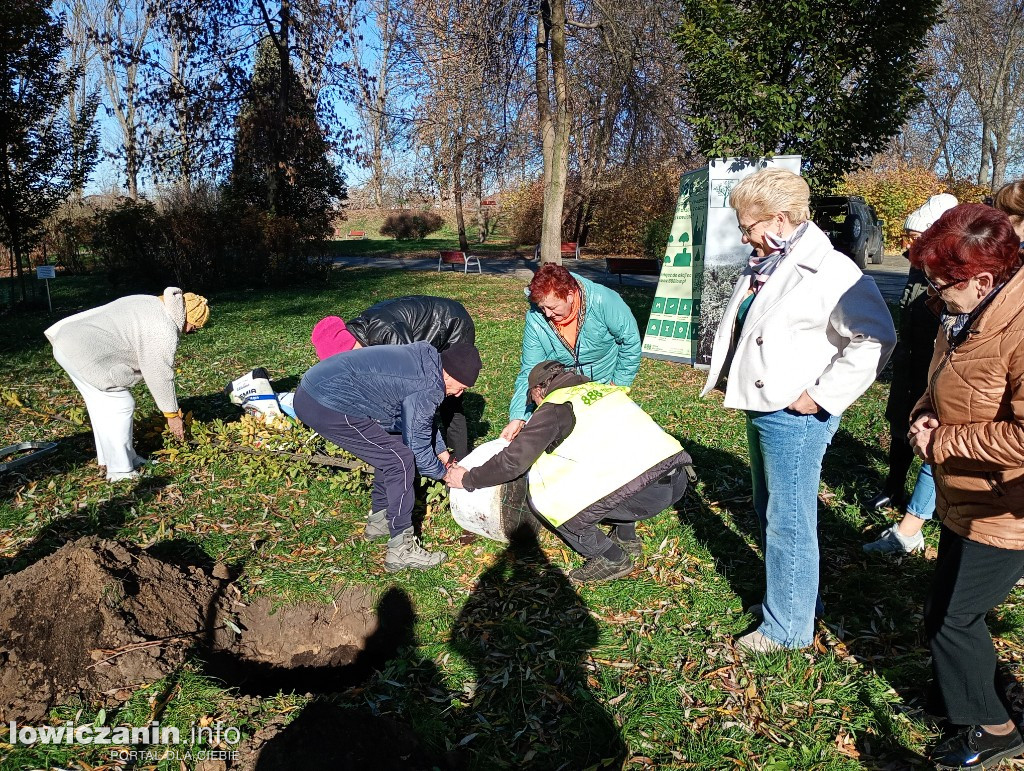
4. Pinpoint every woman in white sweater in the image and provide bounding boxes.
[45,287,209,481]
